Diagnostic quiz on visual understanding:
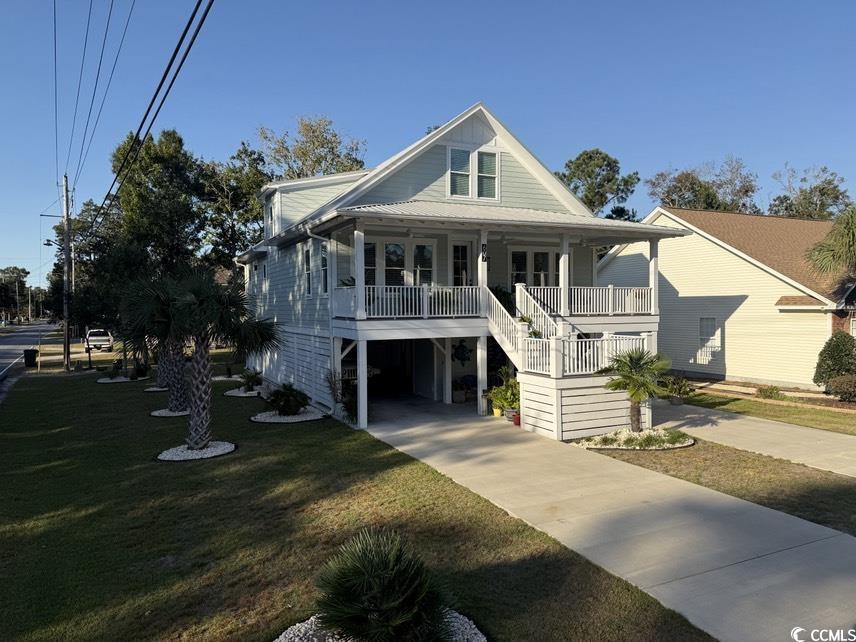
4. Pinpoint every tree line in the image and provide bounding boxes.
[555,150,852,221]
